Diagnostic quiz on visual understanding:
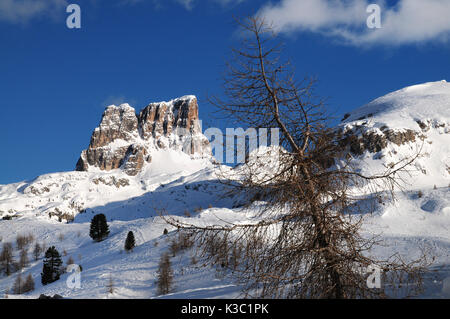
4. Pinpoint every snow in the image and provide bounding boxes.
[1,82,450,299]
[343,80,450,130]
[341,80,450,190]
